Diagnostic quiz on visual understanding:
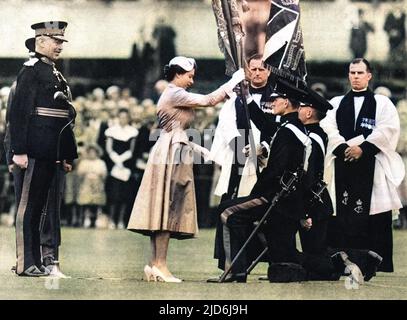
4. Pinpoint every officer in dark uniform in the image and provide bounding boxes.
[297,88,334,254]
[210,82,383,283]
[213,54,279,274]
[209,79,311,282]
[25,37,69,277]
[296,89,383,282]
[9,21,77,276]
[6,40,67,273]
